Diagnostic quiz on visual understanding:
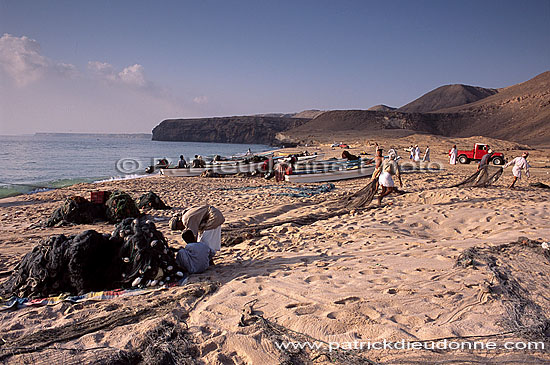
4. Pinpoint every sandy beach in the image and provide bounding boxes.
[1,134,550,364]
